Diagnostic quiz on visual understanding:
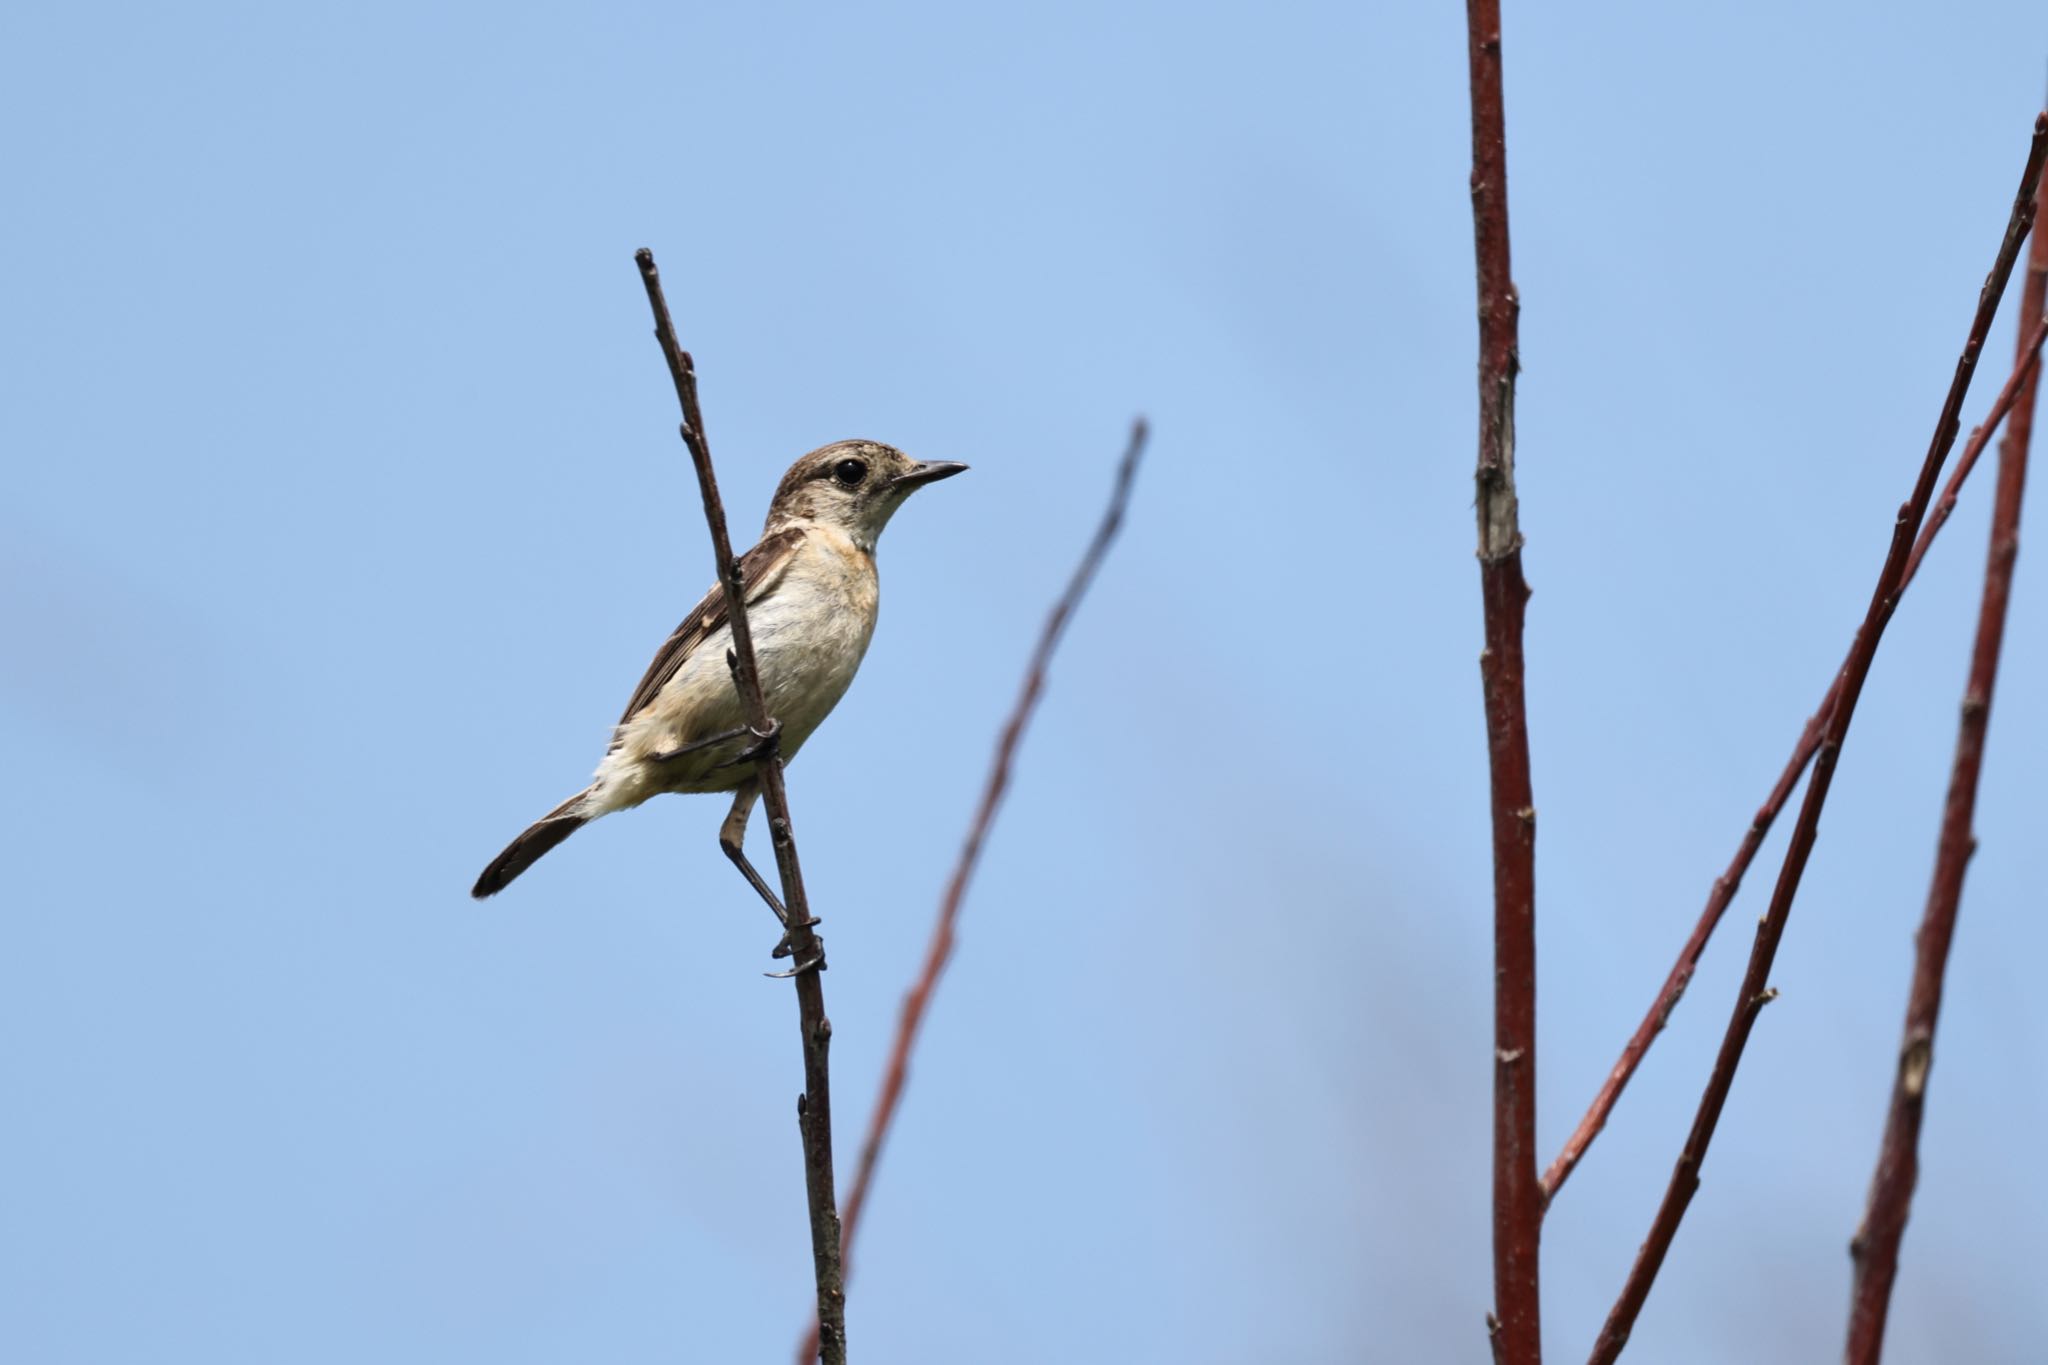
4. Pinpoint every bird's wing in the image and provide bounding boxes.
[613,526,807,728]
